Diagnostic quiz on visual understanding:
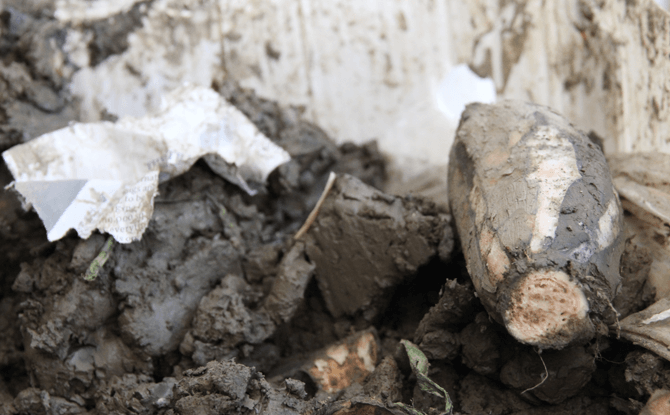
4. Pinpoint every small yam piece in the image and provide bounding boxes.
[640,390,670,415]
[448,101,624,349]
